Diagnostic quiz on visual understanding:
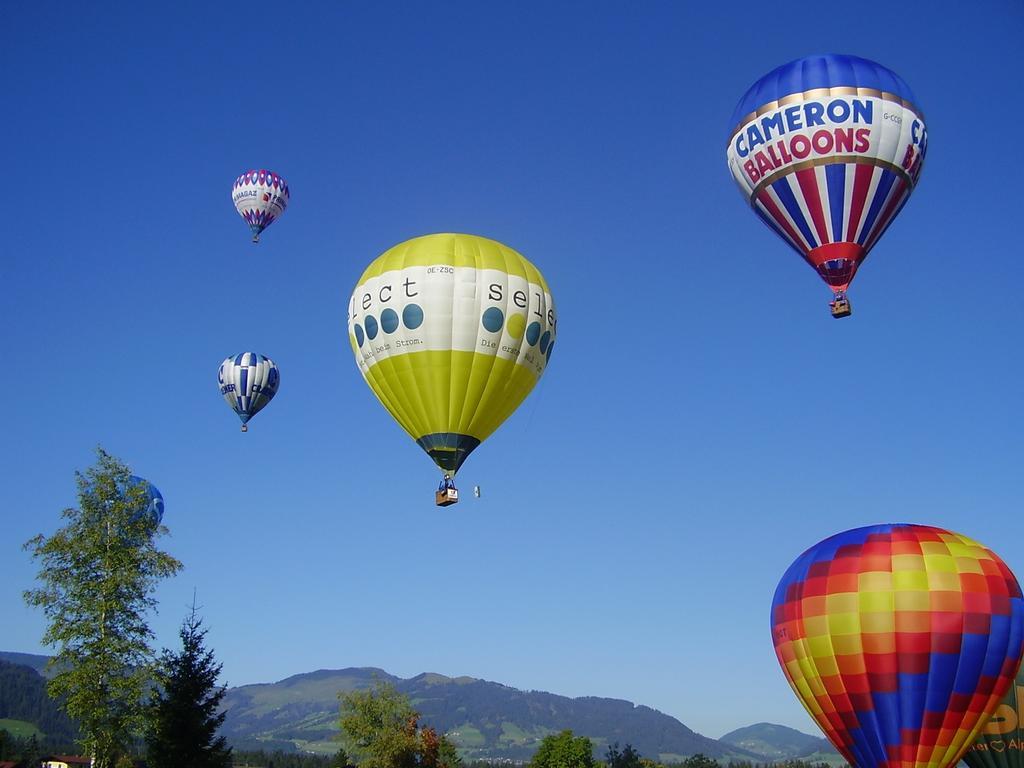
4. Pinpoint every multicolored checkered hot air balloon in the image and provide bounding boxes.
[964,664,1024,768]
[727,55,928,318]
[771,524,1024,768]
[231,169,289,243]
